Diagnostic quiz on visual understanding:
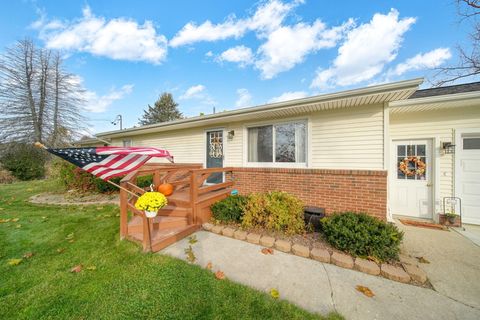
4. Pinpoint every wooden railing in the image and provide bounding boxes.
[118,163,234,249]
